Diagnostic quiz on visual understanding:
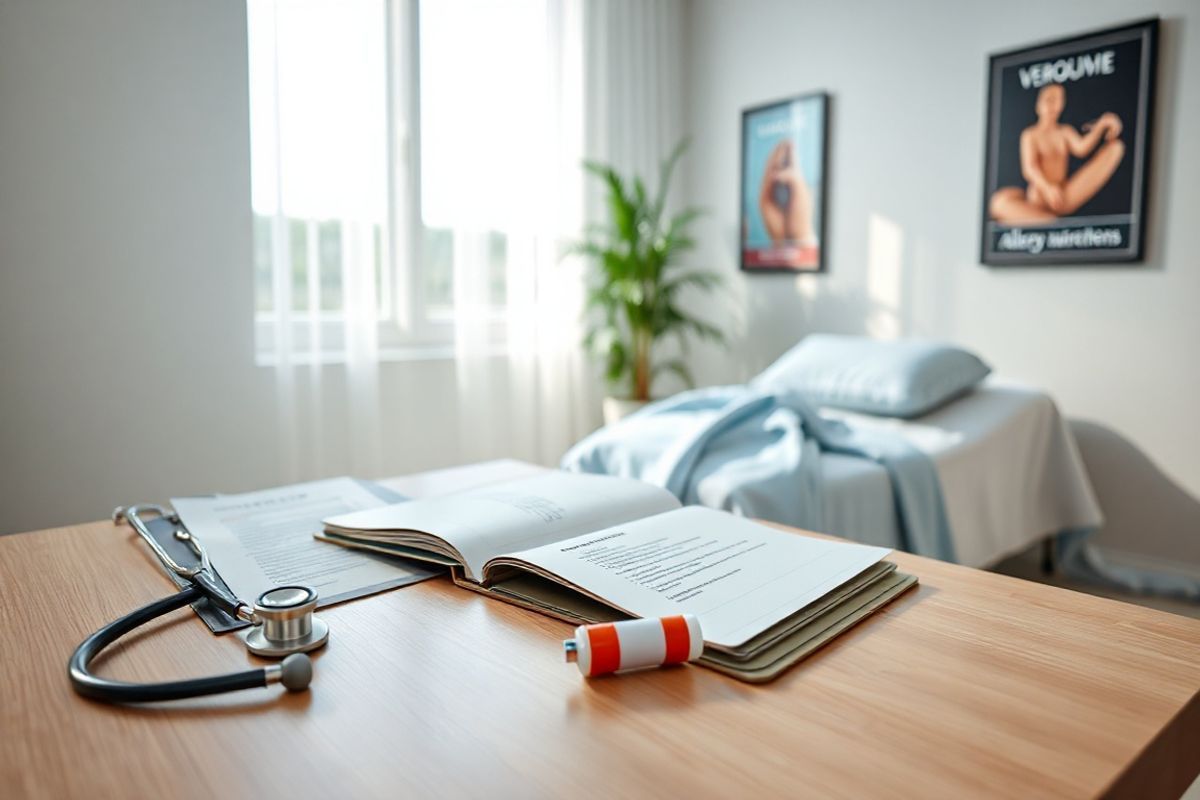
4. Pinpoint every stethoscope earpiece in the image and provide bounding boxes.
[276,653,314,692]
